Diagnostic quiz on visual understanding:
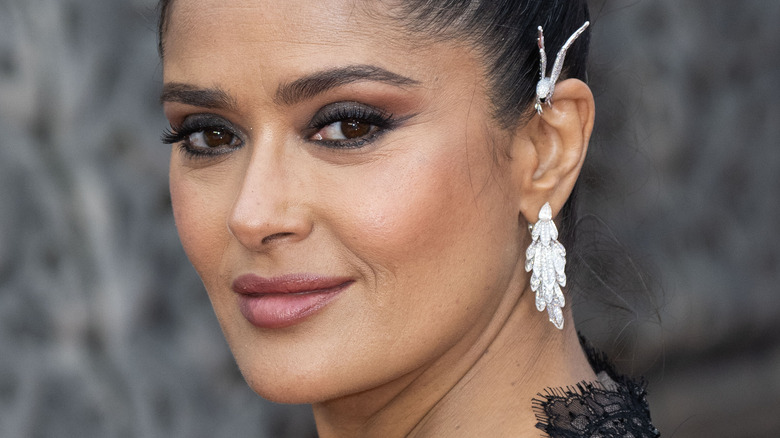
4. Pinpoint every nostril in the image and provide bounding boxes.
[261,232,296,245]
